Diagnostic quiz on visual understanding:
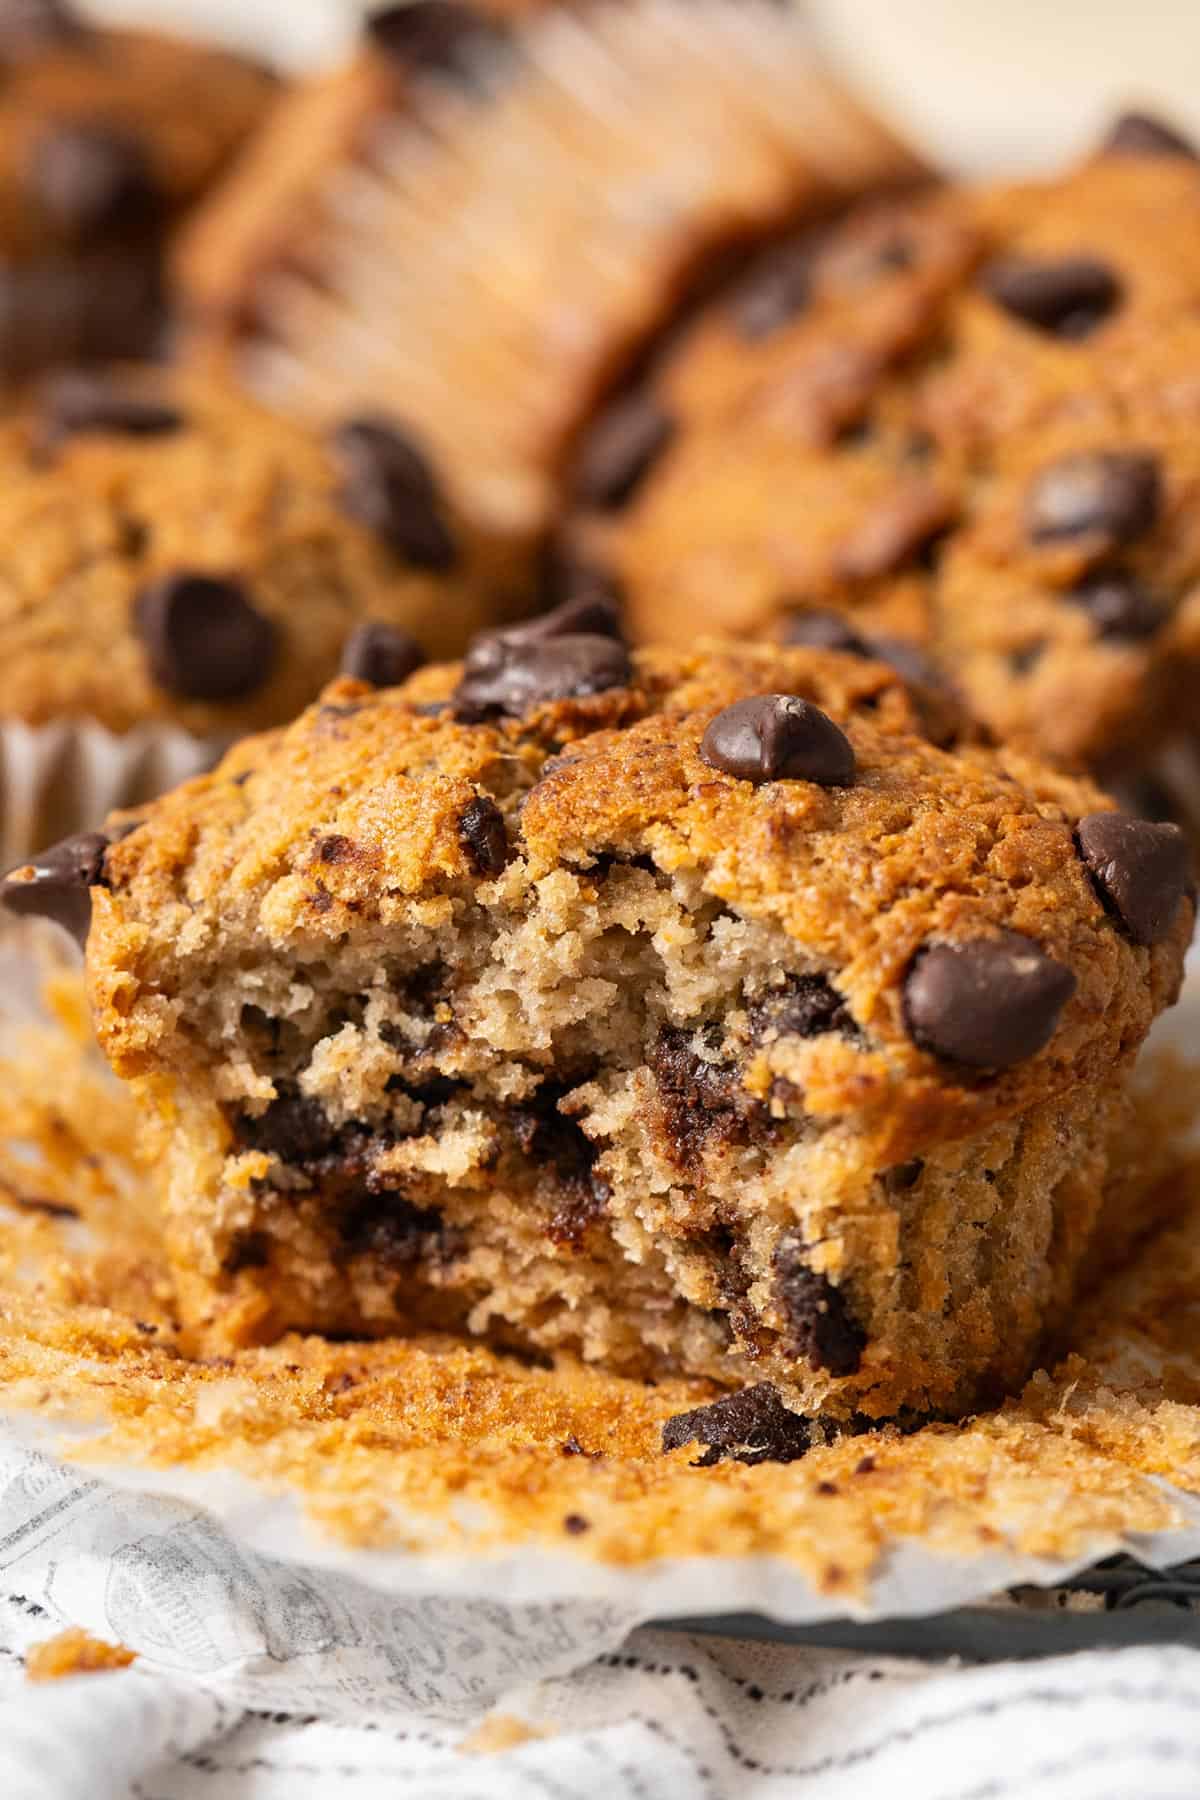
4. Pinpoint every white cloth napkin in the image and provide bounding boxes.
[1,1591,1198,1800]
